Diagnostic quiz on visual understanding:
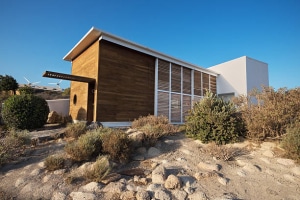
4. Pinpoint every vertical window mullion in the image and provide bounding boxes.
[169,62,172,122]
[180,66,183,123]
[154,58,158,116]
